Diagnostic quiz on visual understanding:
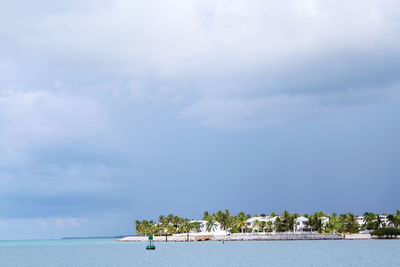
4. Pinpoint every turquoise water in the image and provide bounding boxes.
[0,239,399,266]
